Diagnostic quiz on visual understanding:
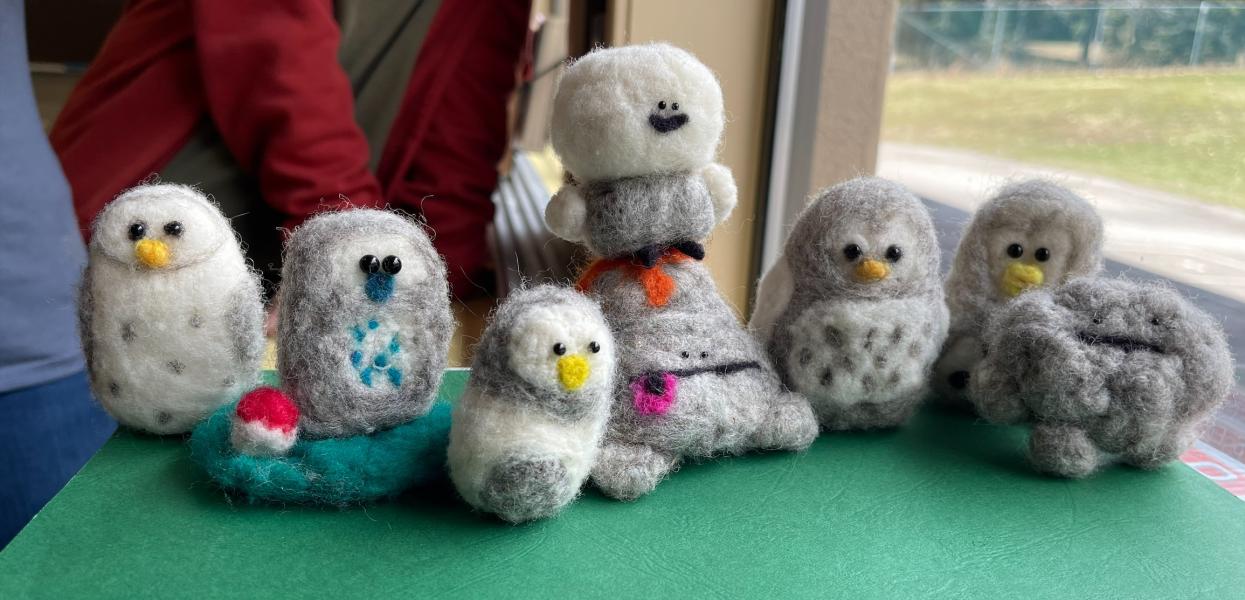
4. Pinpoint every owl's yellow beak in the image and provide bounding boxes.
[557,354,590,392]
[853,259,889,283]
[134,239,171,269]
[1000,262,1044,297]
